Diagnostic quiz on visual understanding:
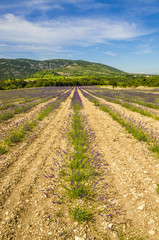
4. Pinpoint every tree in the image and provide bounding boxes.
[109,79,118,89]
